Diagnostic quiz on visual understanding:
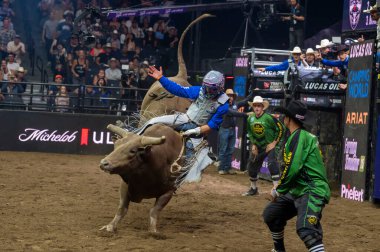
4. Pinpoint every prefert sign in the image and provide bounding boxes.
[341,184,364,202]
